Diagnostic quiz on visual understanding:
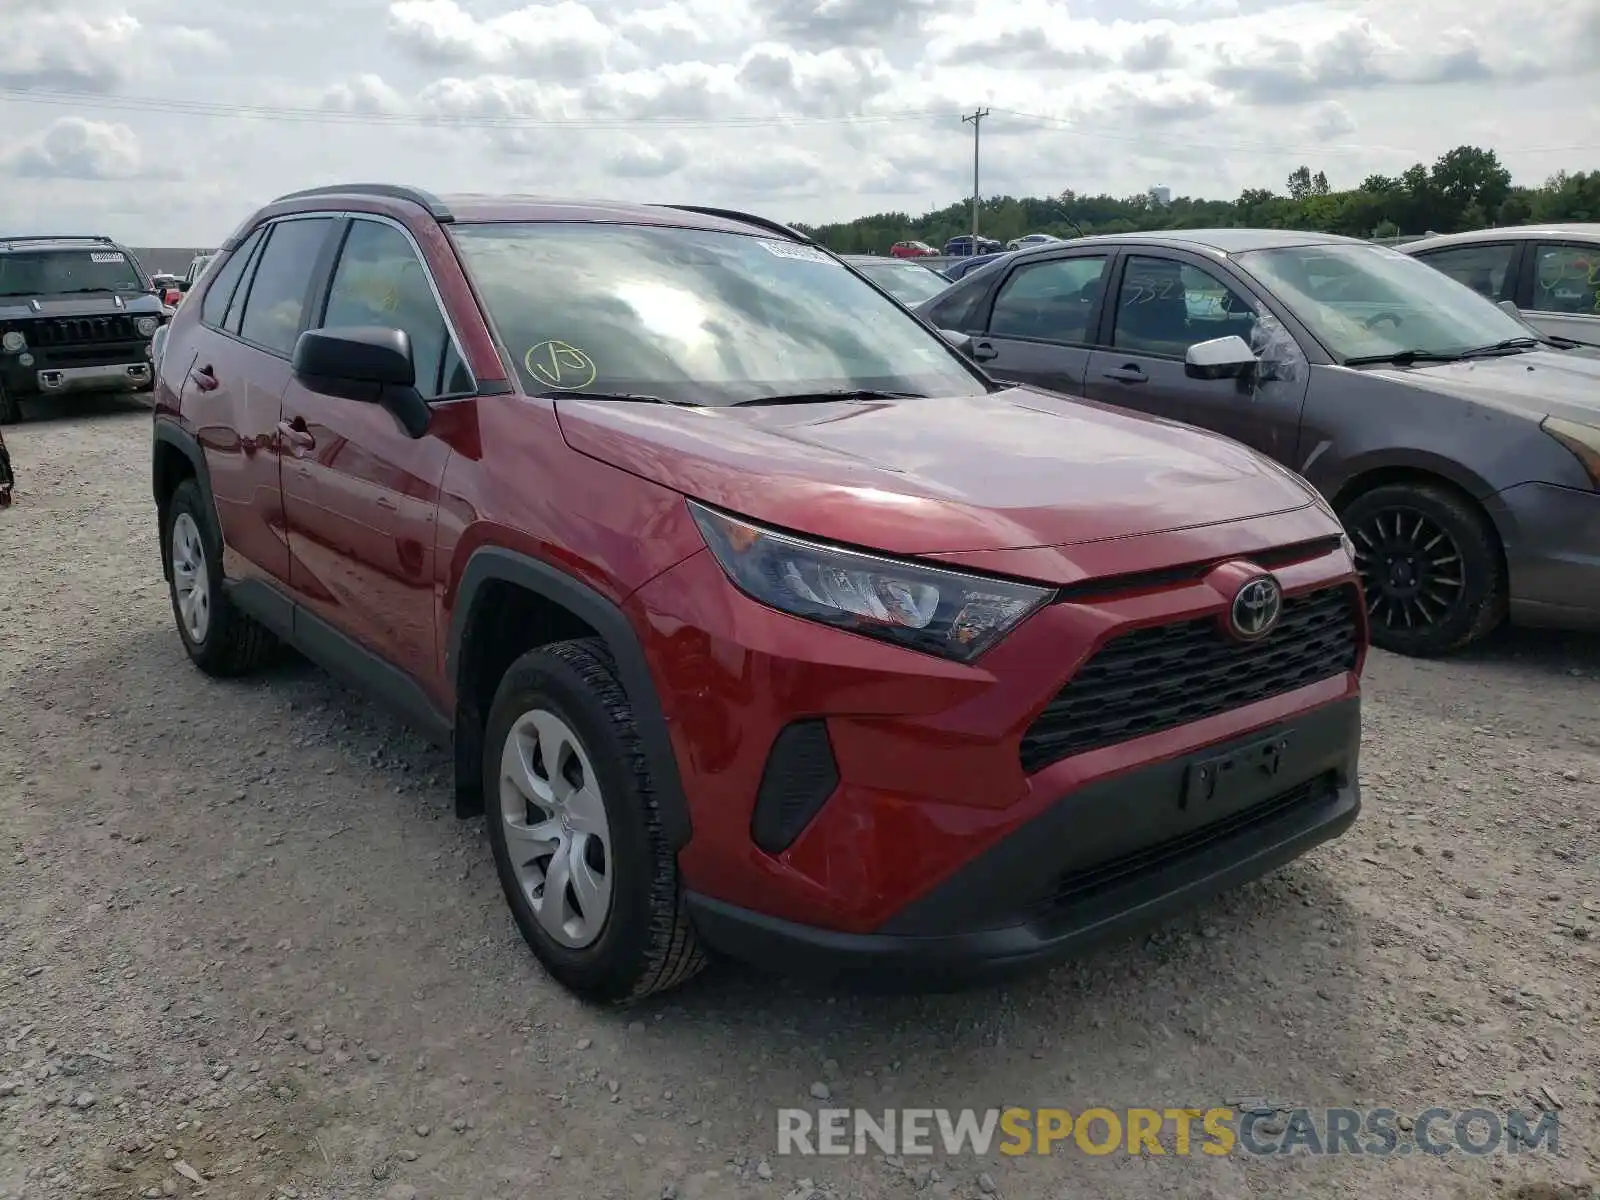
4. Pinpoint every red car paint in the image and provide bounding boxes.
[151,189,1365,990]
[890,240,937,258]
